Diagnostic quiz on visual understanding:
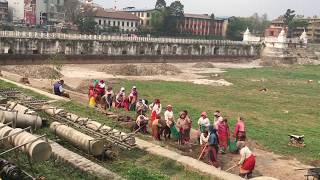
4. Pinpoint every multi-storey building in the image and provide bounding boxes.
[8,0,64,25]
[93,8,140,33]
[0,0,8,23]
[265,16,320,42]
[178,13,229,37]
[122,7,155,29]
